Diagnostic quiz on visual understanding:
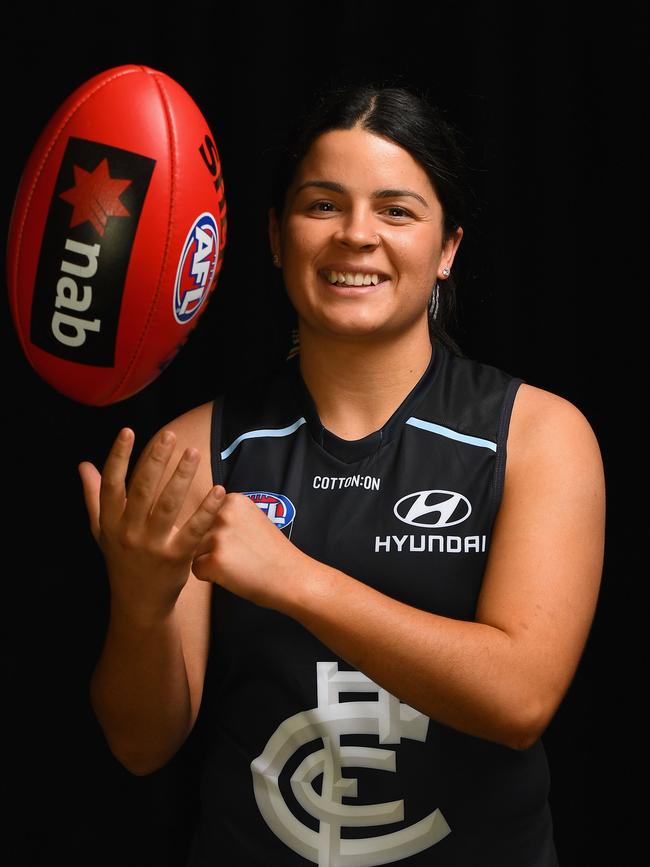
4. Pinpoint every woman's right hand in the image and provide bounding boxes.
[78,427,225,625]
